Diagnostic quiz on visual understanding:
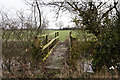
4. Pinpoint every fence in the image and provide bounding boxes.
[34,31,59,62]
[69,31,77,50]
